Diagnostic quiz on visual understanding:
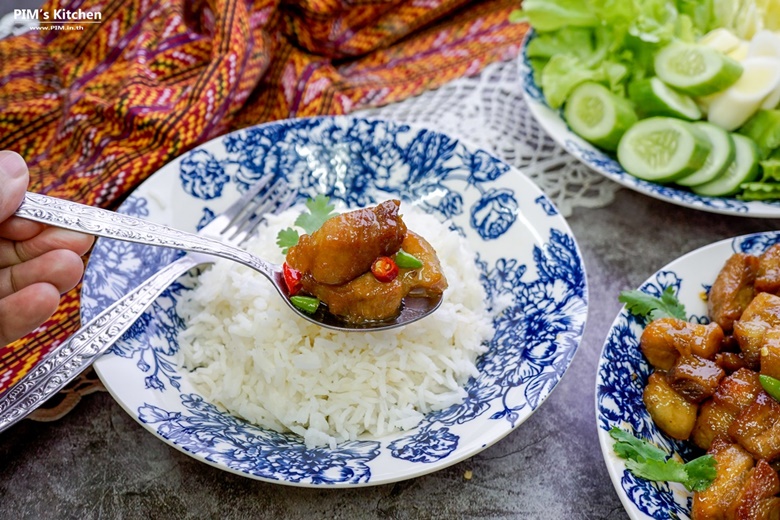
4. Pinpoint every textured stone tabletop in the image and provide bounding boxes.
[3,188,779,519]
